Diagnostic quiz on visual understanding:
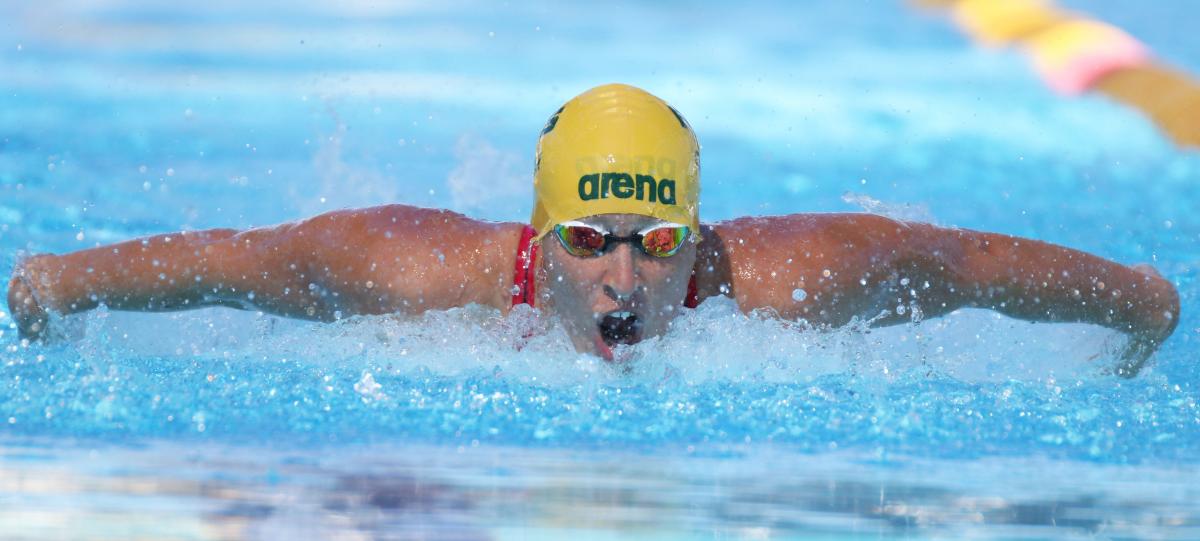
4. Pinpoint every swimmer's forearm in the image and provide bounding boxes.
[17,229,245,316]
[17,226,359,323]
[946,230,1179,341]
